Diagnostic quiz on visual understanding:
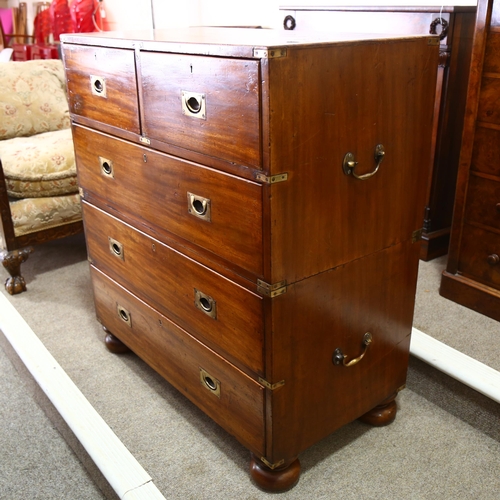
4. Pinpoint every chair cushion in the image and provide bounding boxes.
[0,128,78,198]
[10,193,82,237]
[0,59,70,140]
